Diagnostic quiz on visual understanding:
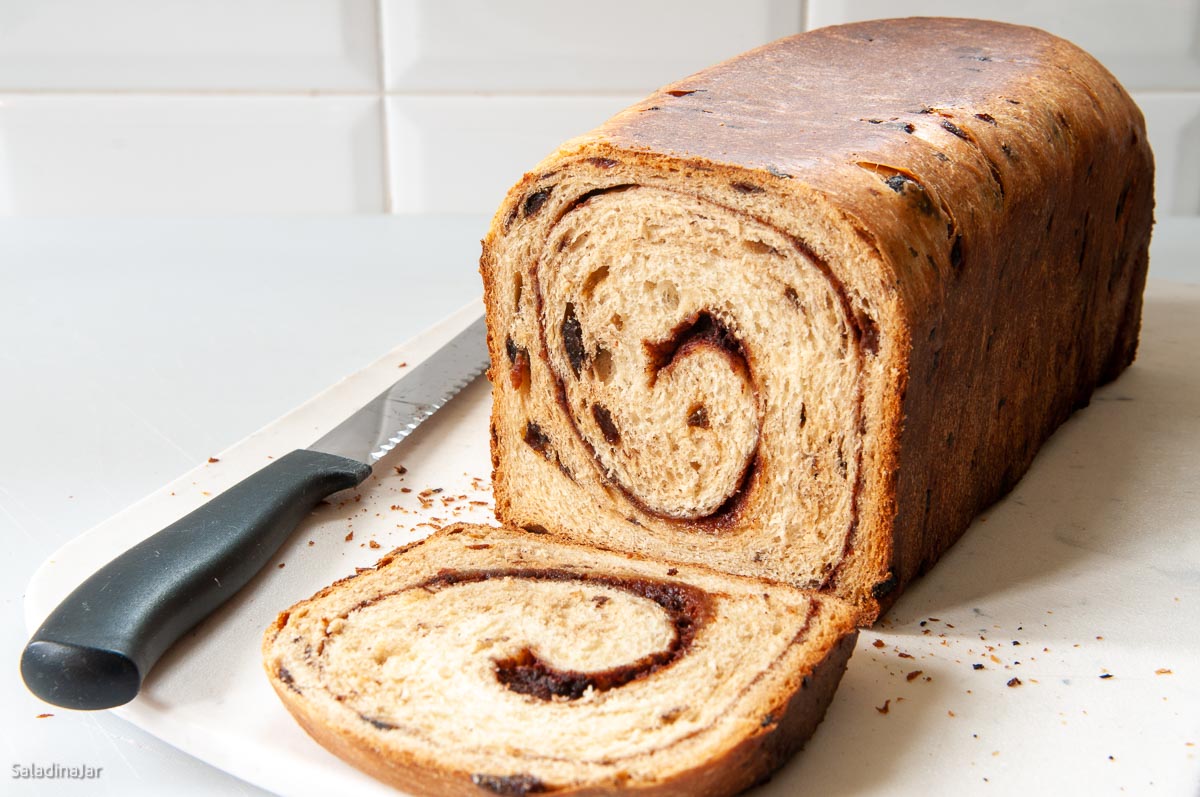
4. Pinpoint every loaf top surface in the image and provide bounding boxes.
[580,17,1130,182]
